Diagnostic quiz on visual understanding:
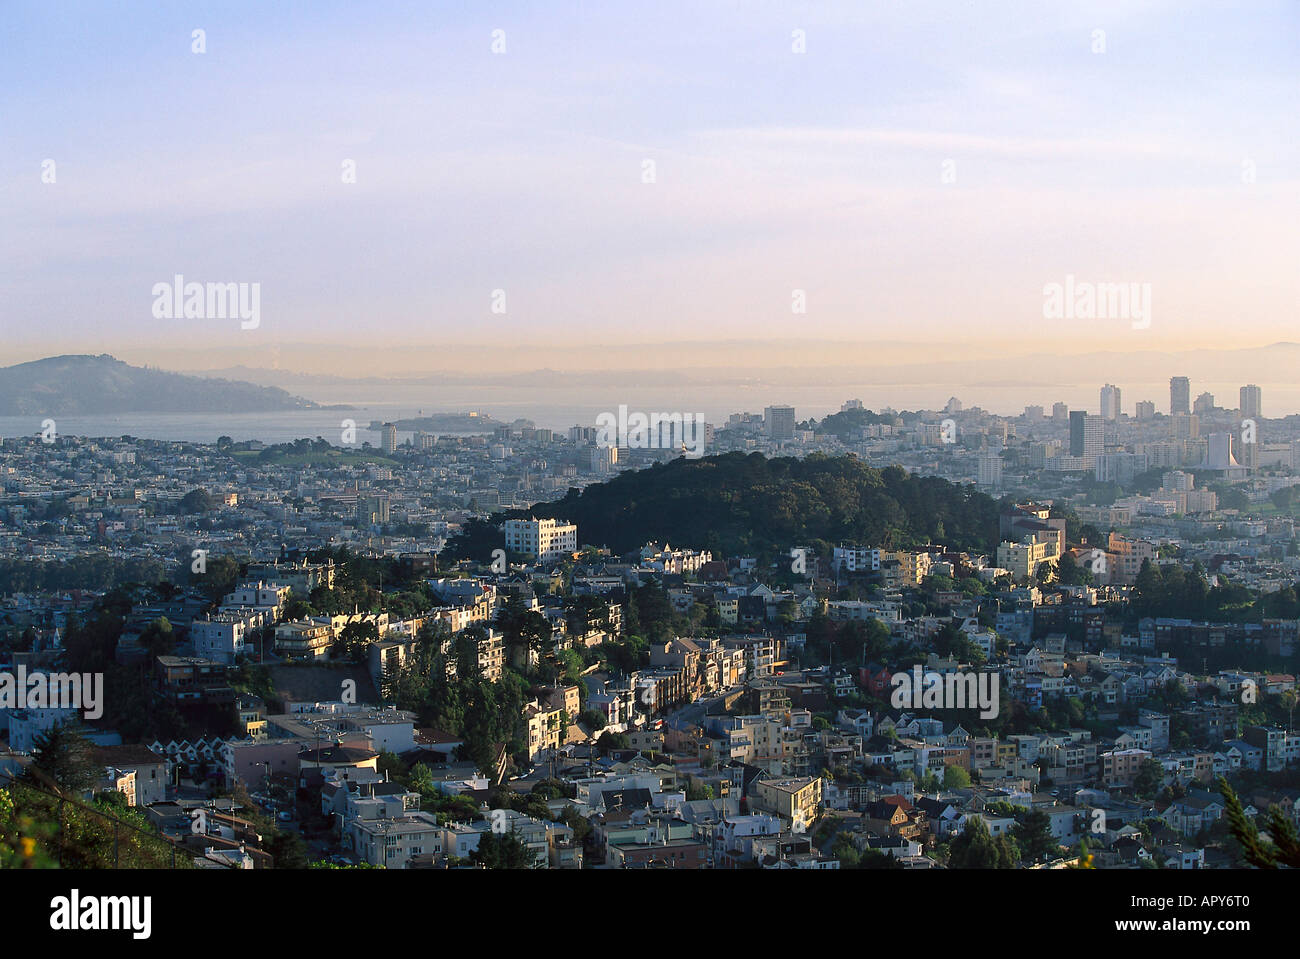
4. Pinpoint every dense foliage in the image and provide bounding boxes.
[518,452,998,556]
[812,408,897,440]
[0,555,167,594]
